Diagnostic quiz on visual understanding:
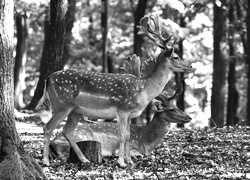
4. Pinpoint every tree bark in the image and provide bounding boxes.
[67,141,102,164]
[14,13,28,109]
[0,0,47,179]
[133,0,148,56]
[247,0,250,125]
[63,0,76,67]
[131,0,148,124]
[235,1,247,53]
[101,0,109,73]
[211,1,227,127]
[27,0,66,110]
[107,54,114,73]
[176,15,186,128]
[226,3,239,126]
